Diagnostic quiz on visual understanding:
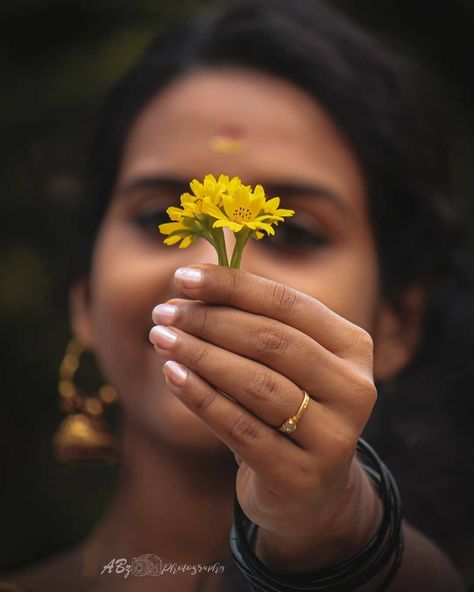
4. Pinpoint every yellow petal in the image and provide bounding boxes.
[226,177,242,196]
[274,208,295,217]
[213,219,243,233]
[217,174,230,186]
[190,179,204,199]
[159,221,186,234]
[264,197,280,212]
[249,195,264,217]
[254,221,275,235]
[181,192,195,203]
[221,193,238,219]
[253,184,266,201]
[203,173,218,185]
[164,234,183,245]
[166,206,184,220]
[202,200,227,220]
[181,194,201,209]
[179,235,194,248]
